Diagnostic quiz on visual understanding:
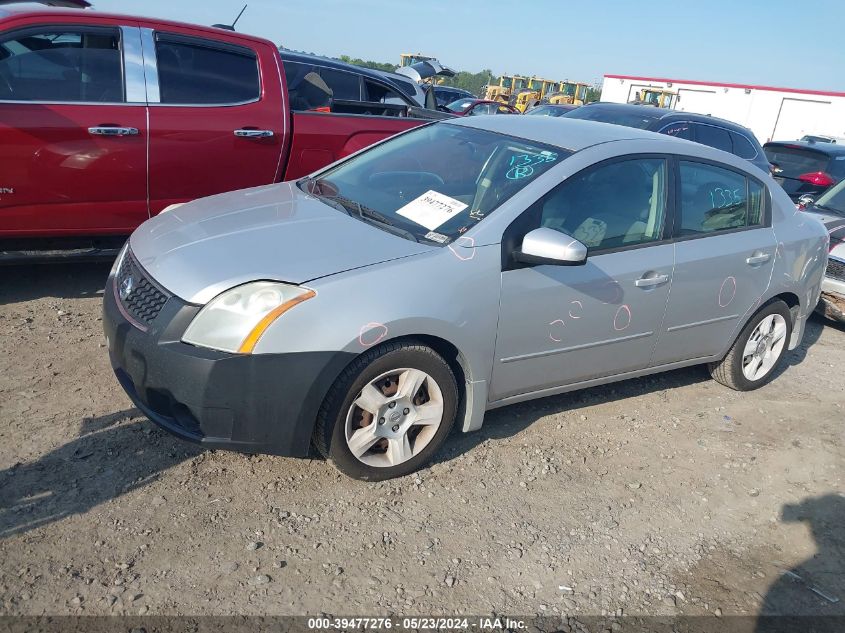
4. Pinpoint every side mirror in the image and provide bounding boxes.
[514,228,587,266]
[798,194,815,208]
